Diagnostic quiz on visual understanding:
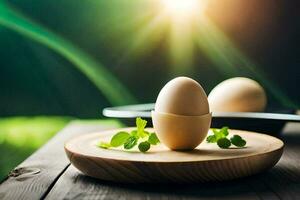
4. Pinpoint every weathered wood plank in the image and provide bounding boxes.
[254,122,300,200]
[0,120,120,200]
[46,165,263,200]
